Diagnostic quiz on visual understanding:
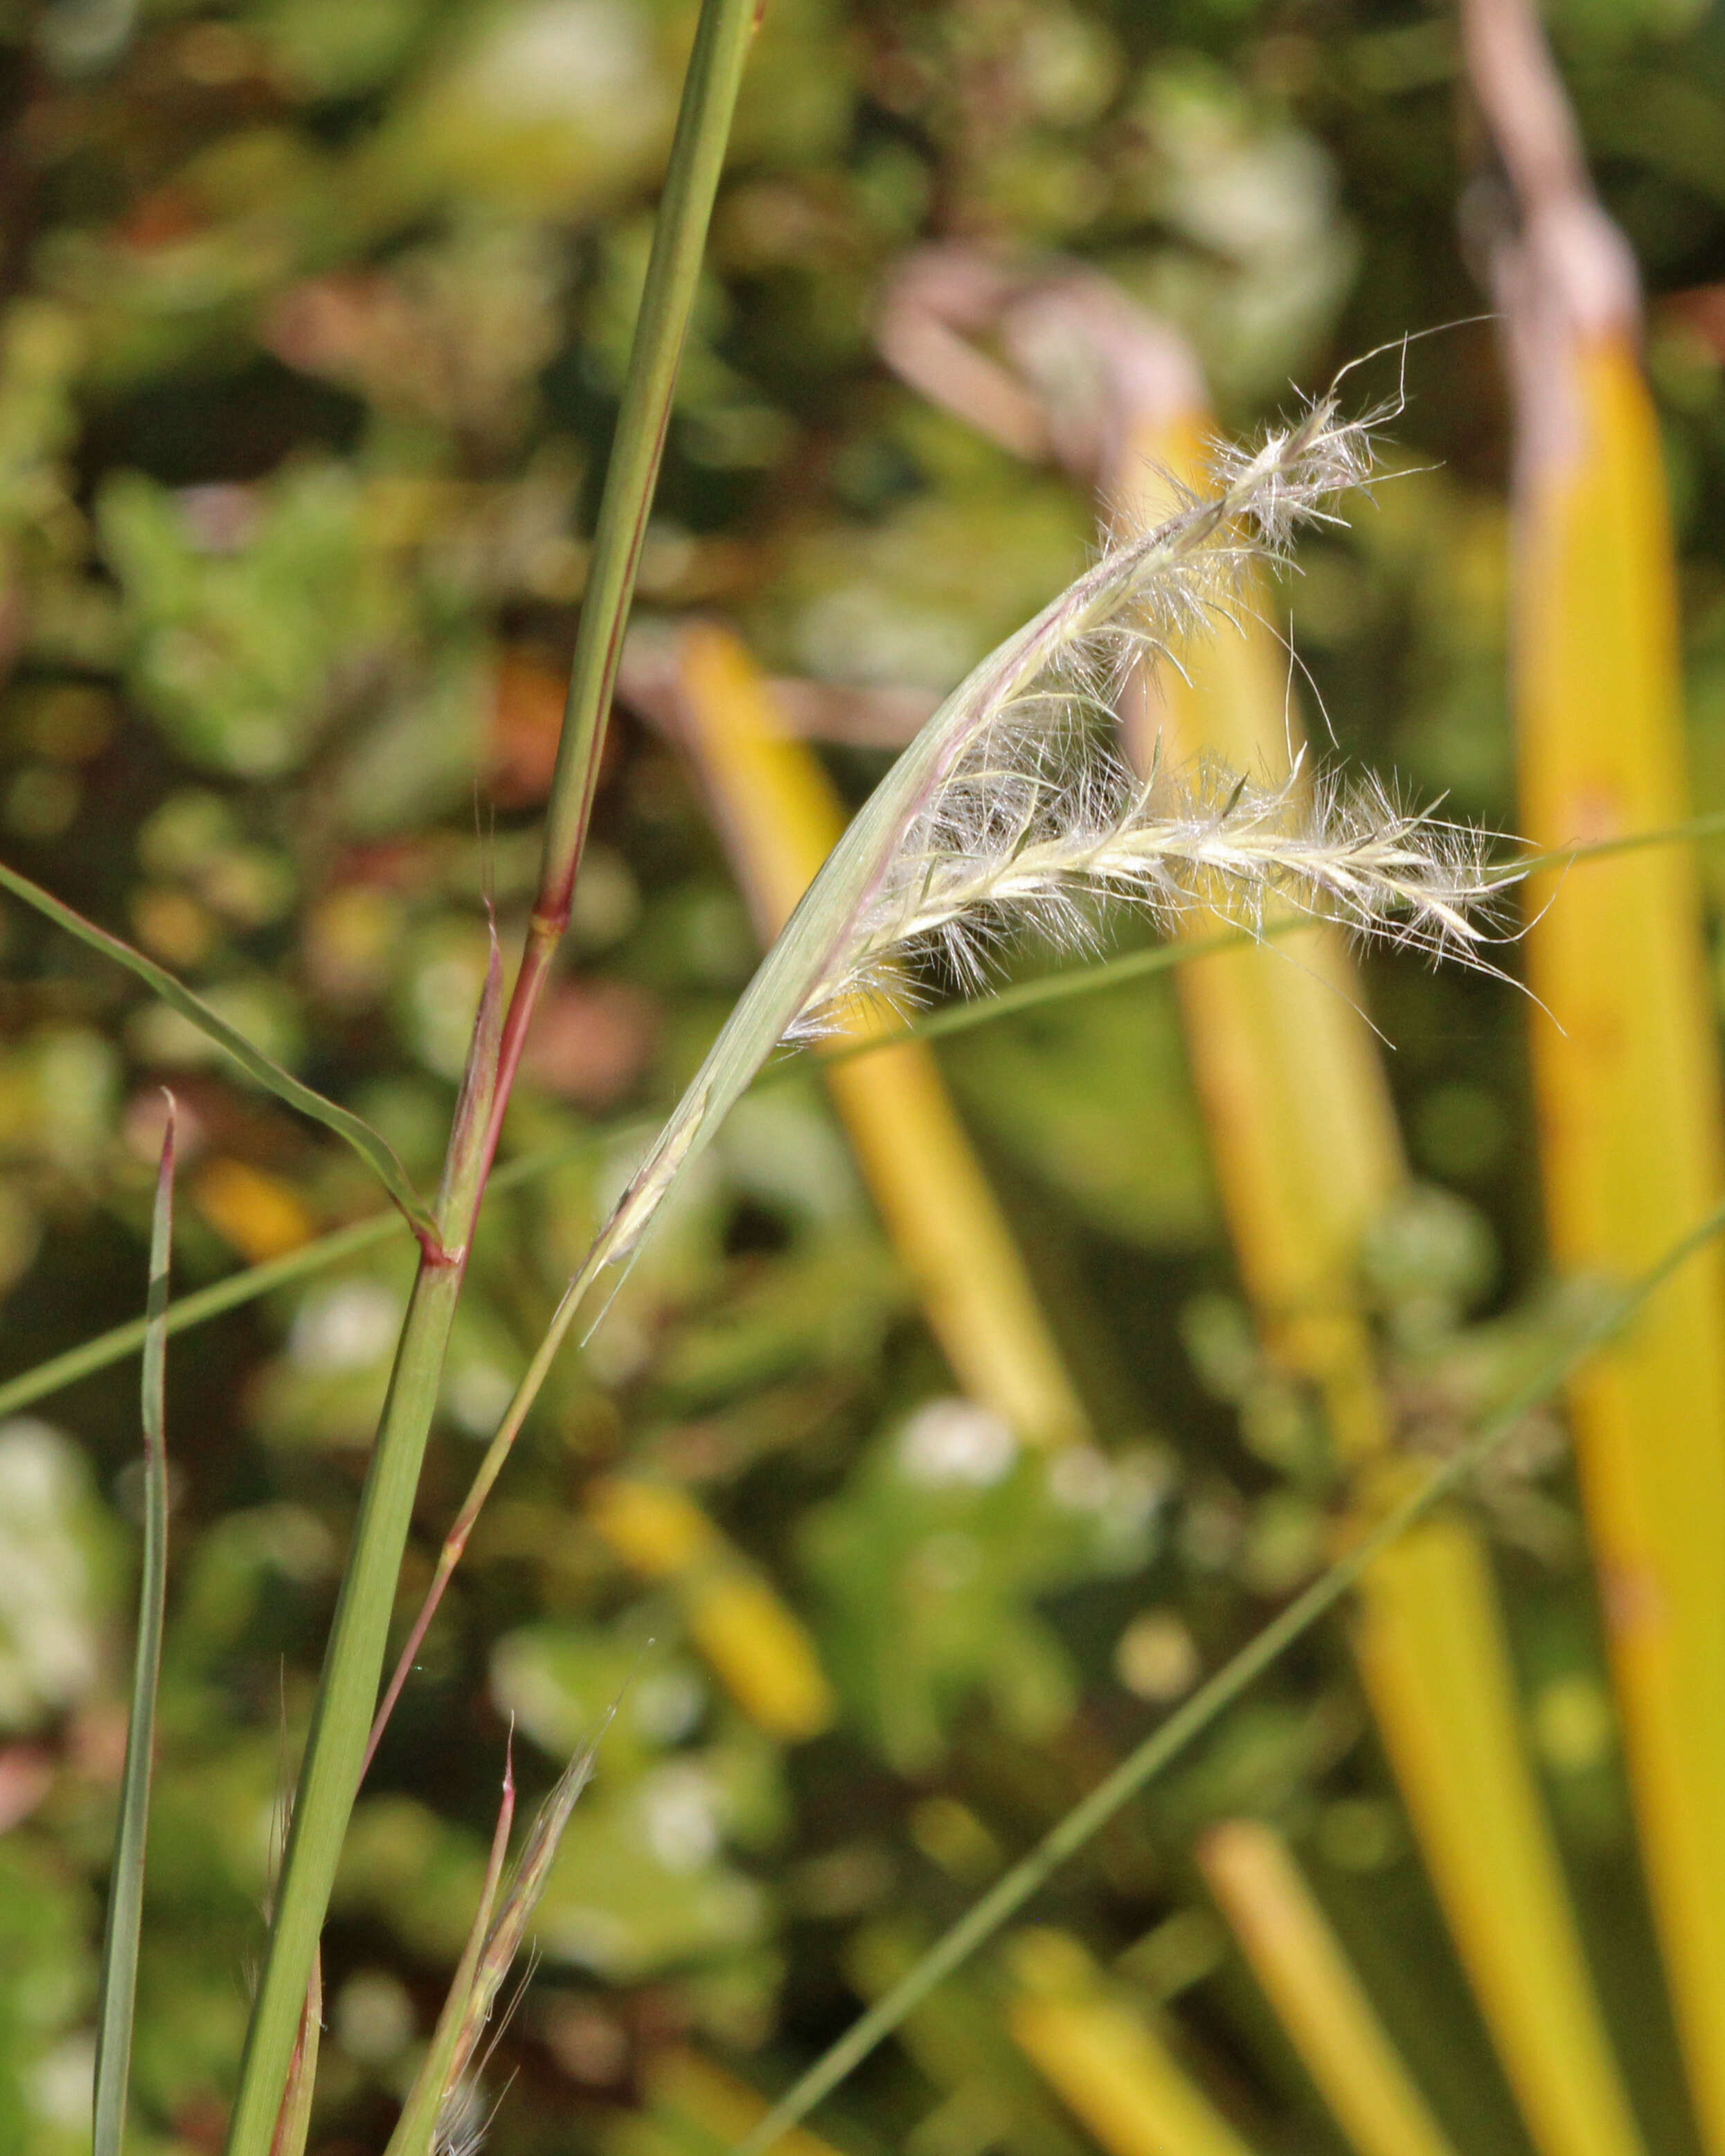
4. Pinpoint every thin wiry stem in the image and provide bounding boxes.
[476,0,761,1192]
